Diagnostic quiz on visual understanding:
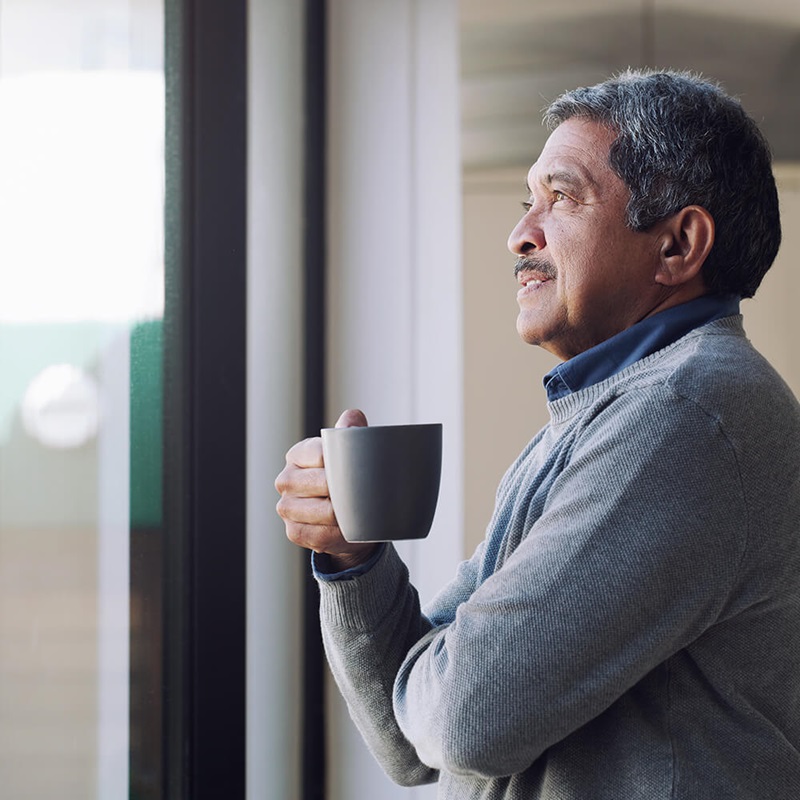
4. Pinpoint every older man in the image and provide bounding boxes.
[276,70,800,798]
